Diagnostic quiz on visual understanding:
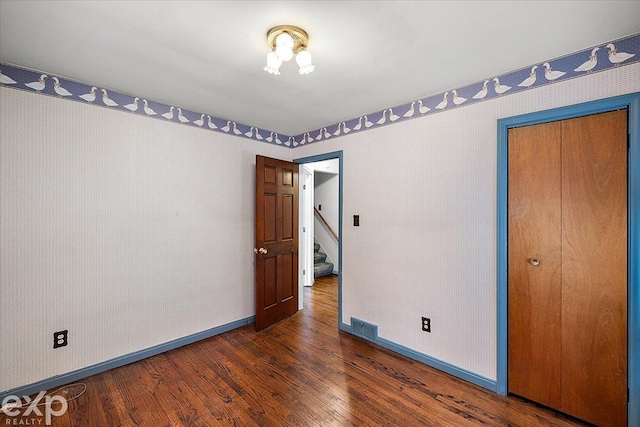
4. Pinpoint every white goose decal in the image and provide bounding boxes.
[79,86,97,102]
[542,62,565,81]
[606,43,635,65]
[518,67,537,88]
[25,74,47,92]
[403,102,415,118]
[52,77,72,97]
[493,78,511,94]
[574,48,599,72]
[435,92,449,109]
[162,107,175,120]
[177,108,189,123]
[473,80,489,99]
[143,100,157,116]
[101,89,118,107]
[452,90,466,106]
[124,97,139,111]
[0,70,17,85]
